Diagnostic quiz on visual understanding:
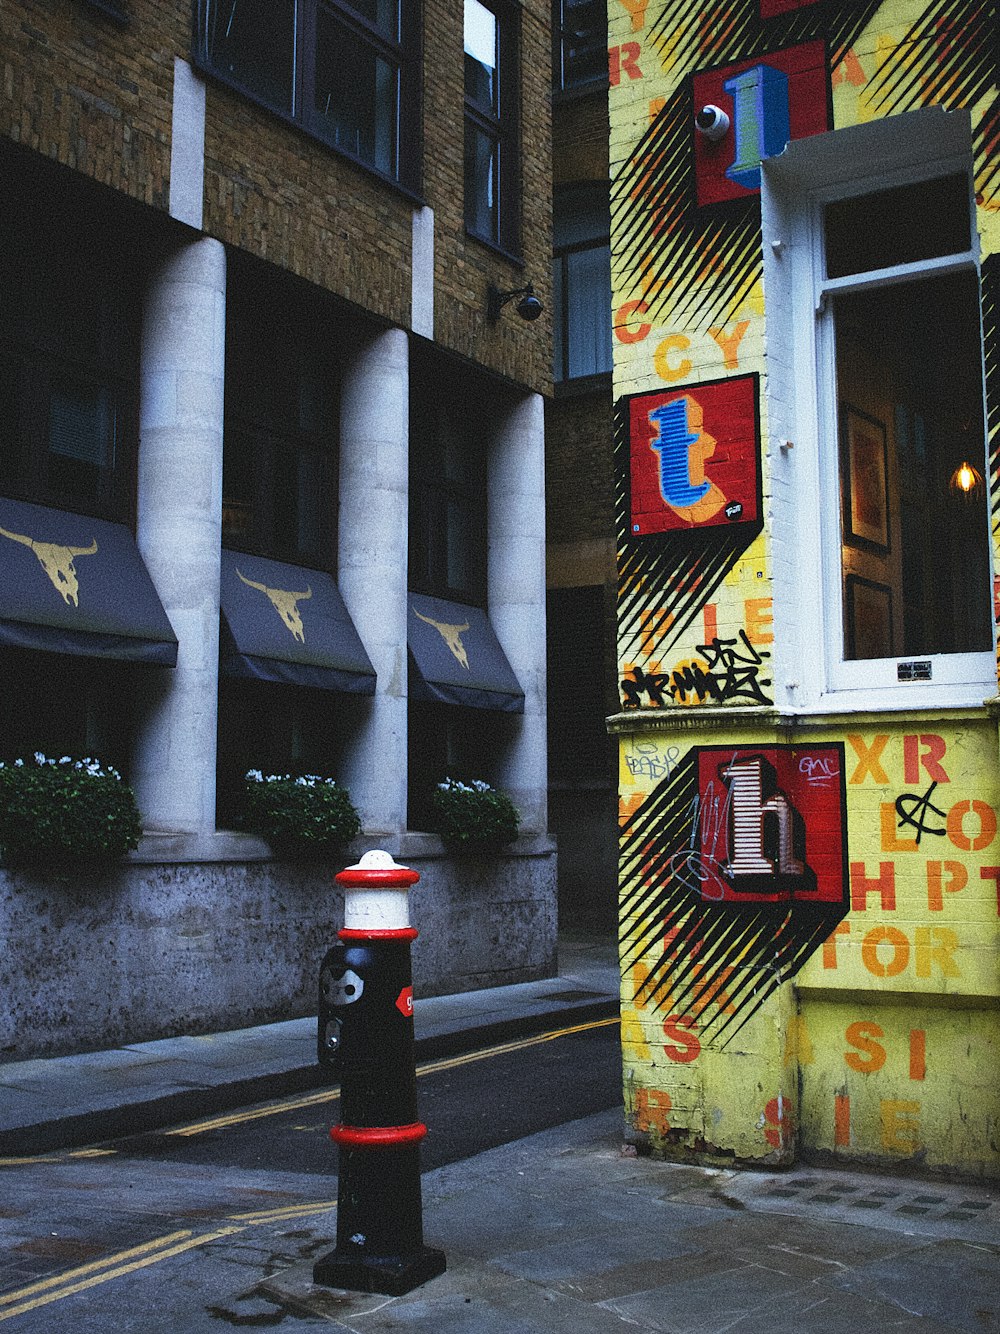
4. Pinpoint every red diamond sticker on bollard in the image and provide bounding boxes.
[396,986,414,1018]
